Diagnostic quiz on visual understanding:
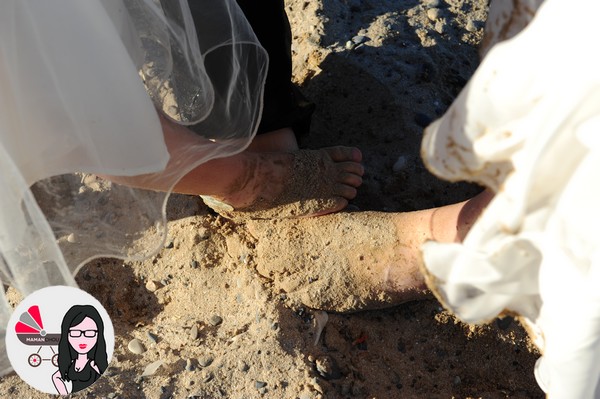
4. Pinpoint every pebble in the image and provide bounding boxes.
[141,360,163,377]
[127,339,146,355]
[146,331,158,344]
[198,355,213,367]
[427,8,440,21]
[186,359,195,372]
[255,381,267,389]
[66,233,77,243]
[465,19,477,32]
[238,360,249,372]
[313,311,328,346]
[190,260,199,269]
[424,0,440,6]
[190,324,199,340]
[145,280,162,292]
[392,156,409,173]
[435,20,445,34]
[345,40,354,50]
[315,355,341,380]
[209,315,223,326]
[164,239,174,249]
[351,35,369,45]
